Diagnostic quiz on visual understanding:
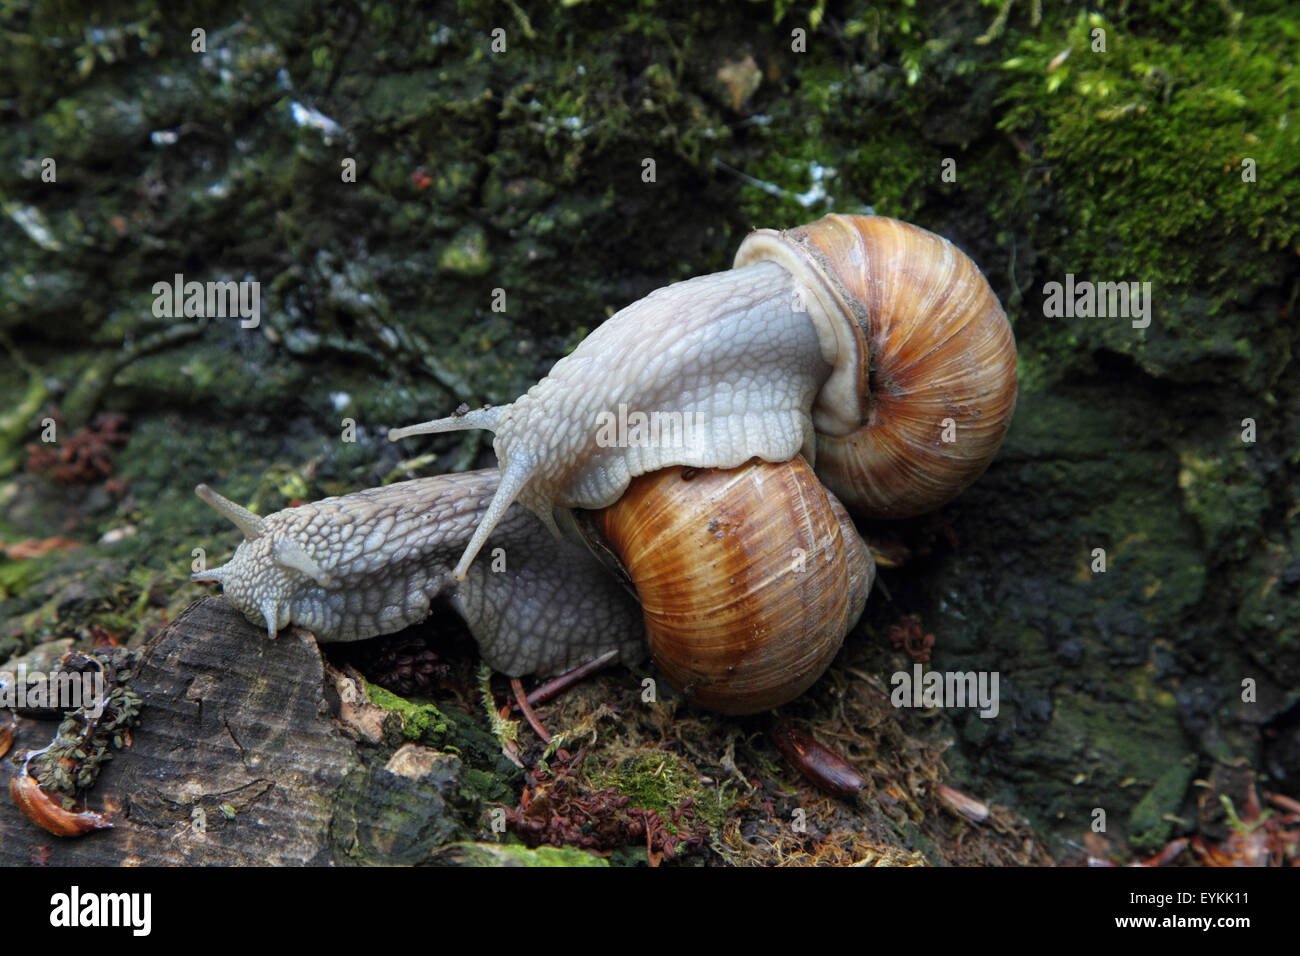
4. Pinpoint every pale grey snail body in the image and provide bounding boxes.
[191,472,645,677]
[194,214,1017,714]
